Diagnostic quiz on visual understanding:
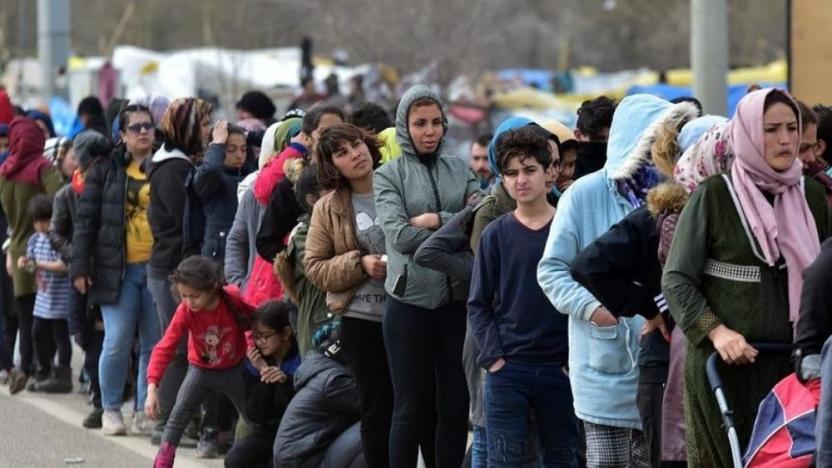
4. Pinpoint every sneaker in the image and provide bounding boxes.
[8,369,28,395]
[83,408,103,429]
[130,411,153,436]
[196,433,220,459]
[101,410,127,436]
[37,366,73,393]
